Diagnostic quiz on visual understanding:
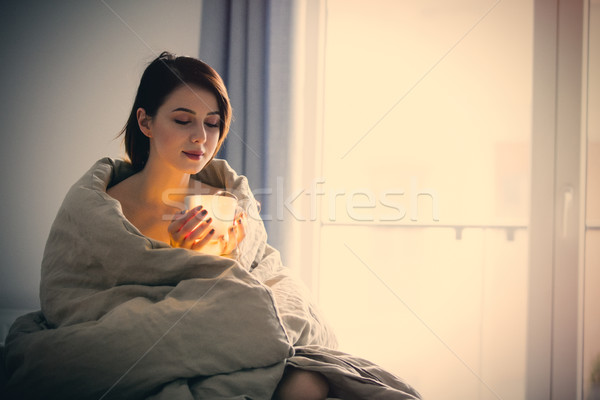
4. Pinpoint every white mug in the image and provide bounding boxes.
[184,191,237,254]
